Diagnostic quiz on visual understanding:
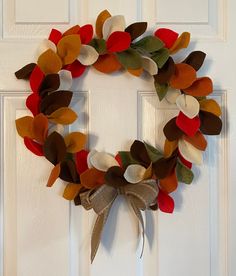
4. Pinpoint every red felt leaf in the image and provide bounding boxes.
[178,150,192,169]
[76,150,89,174]
[176,112,200,137]
[64,60,86,78]
[48,29,62,45]
[106,31,131,53]
[154,28,179,49]
[26,93,41,116]
[79,24,93,44]
[157,189,174,213]
[115,153,122,167]
[24,137,44,156]
[30,65,45,93]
